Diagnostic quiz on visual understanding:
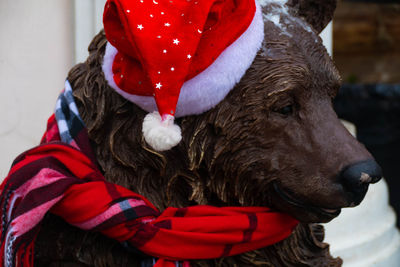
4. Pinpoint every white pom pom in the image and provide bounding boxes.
[142,112,182,151]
